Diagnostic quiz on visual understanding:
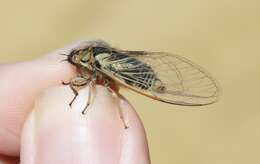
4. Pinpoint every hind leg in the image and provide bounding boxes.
[104,80,128,129]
